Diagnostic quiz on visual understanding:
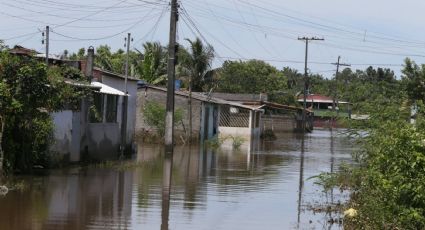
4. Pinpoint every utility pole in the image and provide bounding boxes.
[124,33,132,94]
[298,36,324,132]
[121,33,132,157]
[45,26,49,67]
[331,56,350,128]
[165,0,179,154]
